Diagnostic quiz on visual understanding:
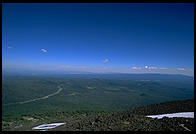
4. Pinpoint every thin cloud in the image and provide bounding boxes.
[159,67,168,70]
[144,66,159,69]
[103,67,108,69]
[177,68,185,71]
[148,66,158,69]
[41,48,47,53]
[103,59,109,63]
[131,66,142,70]
[8,46,13,49]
